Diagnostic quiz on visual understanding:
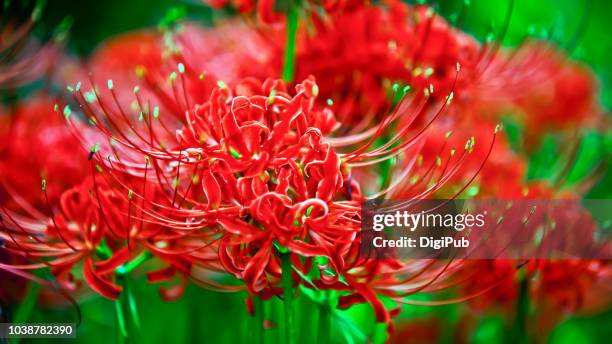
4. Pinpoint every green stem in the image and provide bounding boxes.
[115,250,152,275]
[11,282,41,344]
[254,297,264,344]
[114,274,131,344]
[282,0,299,83]
[280,253,296,344]
[13,282,40,323]
[115,298,128,344]
[317,304,330,344]
[508,276,529,344]
[125,281,141,331]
